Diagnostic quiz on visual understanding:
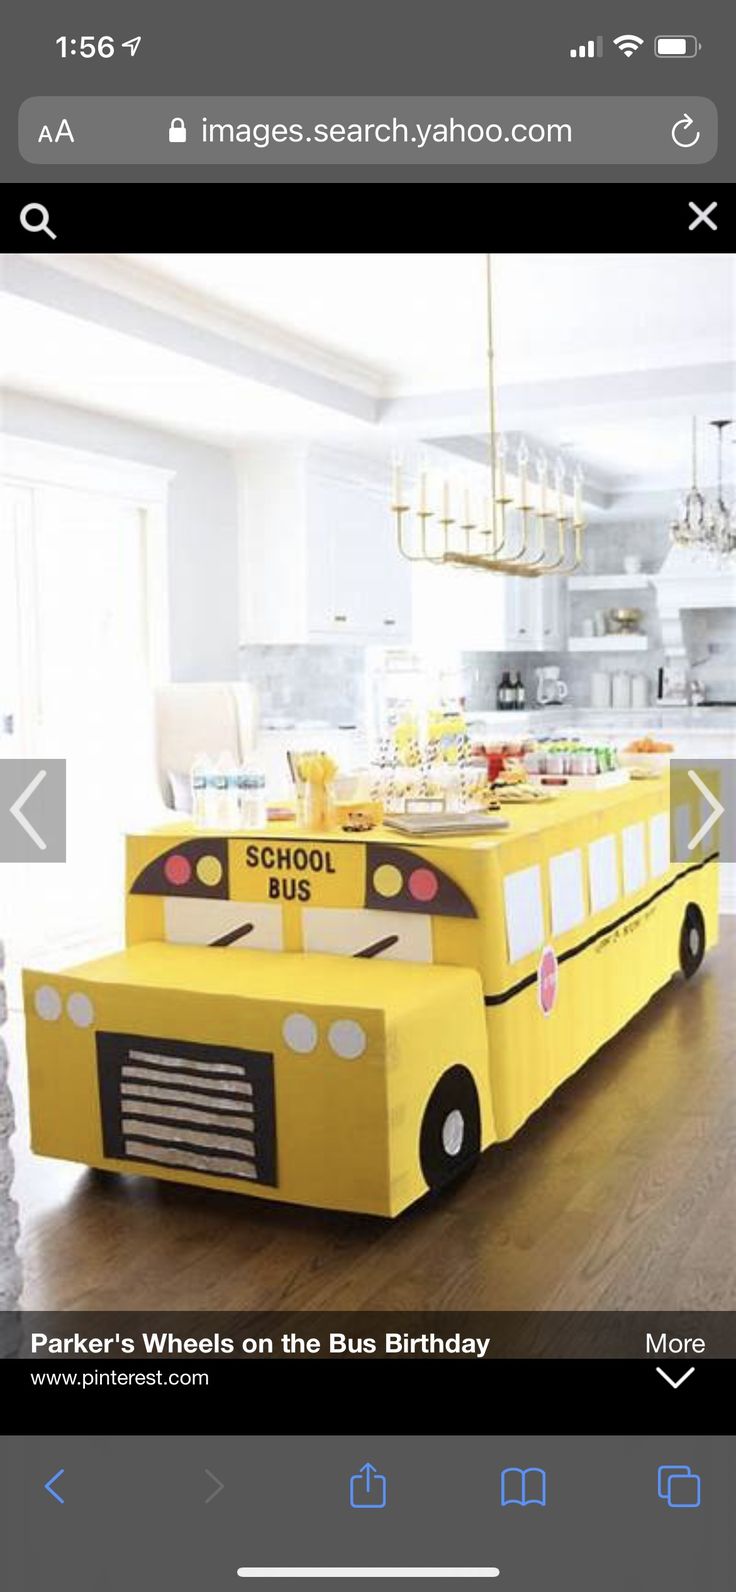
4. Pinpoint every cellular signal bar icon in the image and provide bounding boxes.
[570,37,603,58]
